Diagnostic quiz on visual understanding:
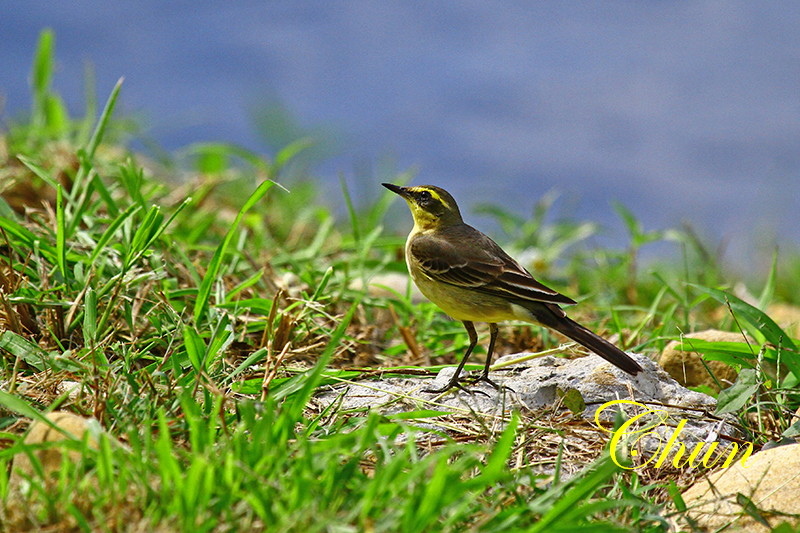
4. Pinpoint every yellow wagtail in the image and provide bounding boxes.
[383,183,643,392]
